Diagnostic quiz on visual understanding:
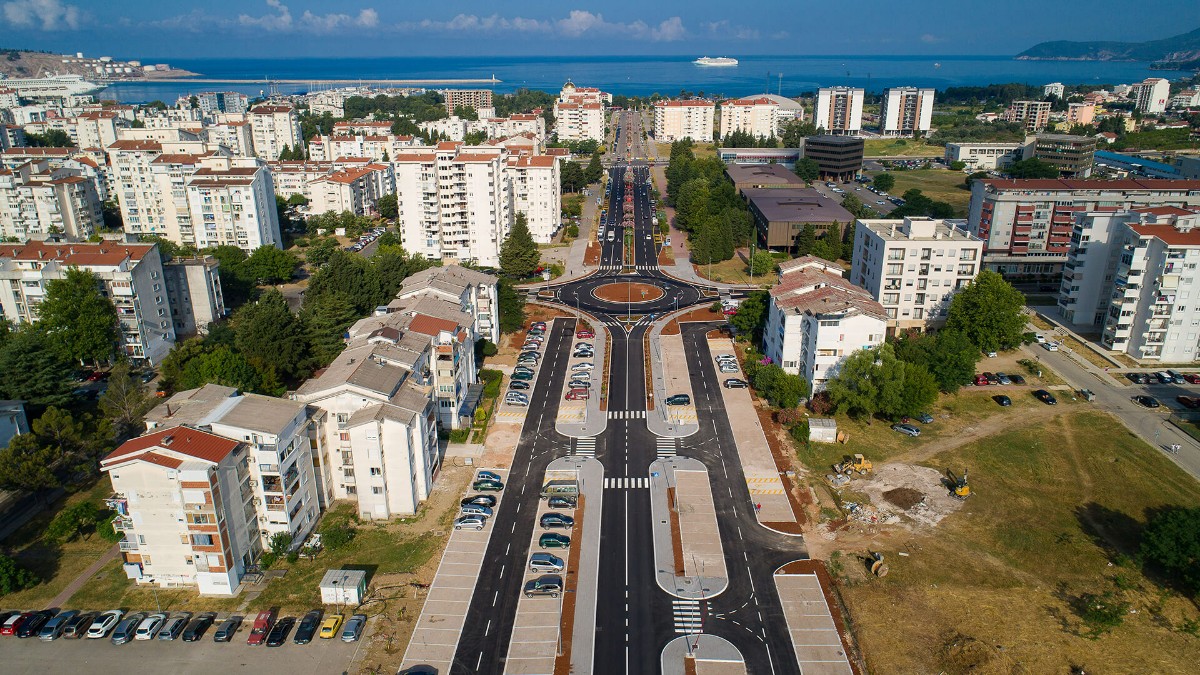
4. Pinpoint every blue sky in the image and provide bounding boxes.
[1,0,1196,59]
